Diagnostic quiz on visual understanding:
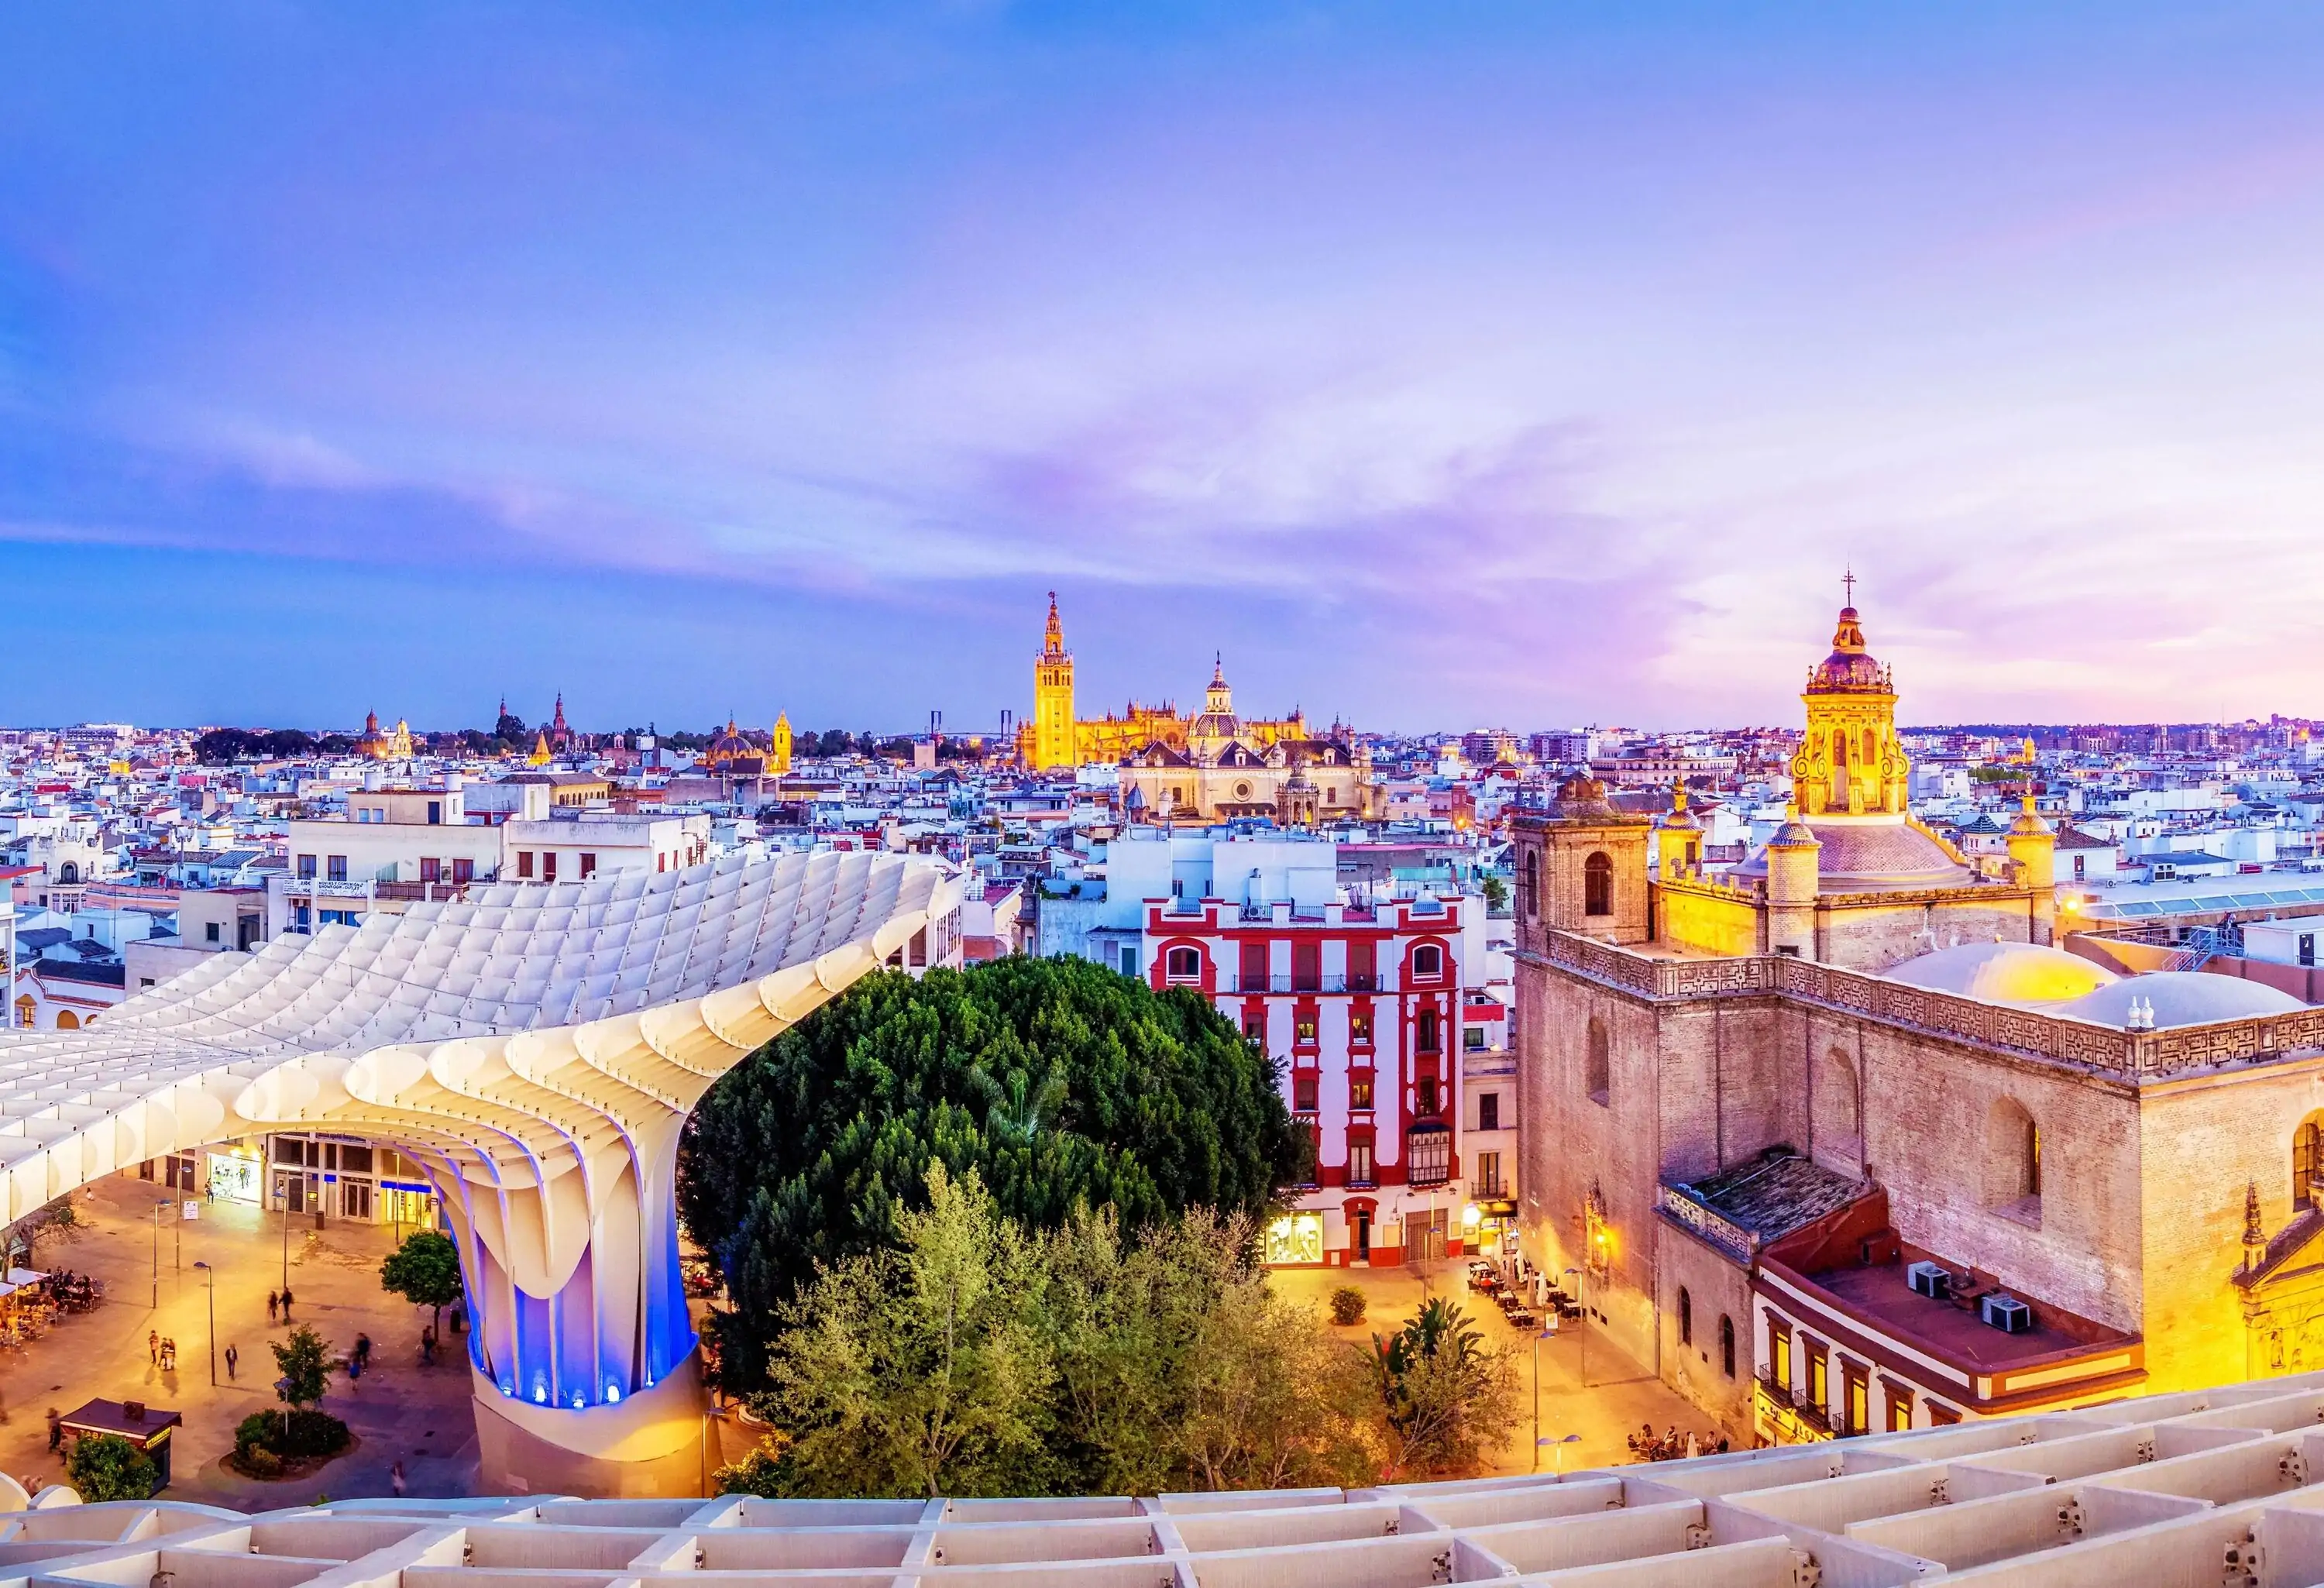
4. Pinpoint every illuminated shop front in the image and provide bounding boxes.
[206,1146,263,1205]
[1263,1212,1325,1267]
